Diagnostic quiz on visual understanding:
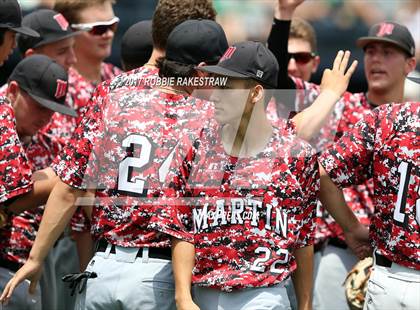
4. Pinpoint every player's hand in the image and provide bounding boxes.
[275,0,305,20]
[344,224,372,260]
[320,50,358,98]
[0,259,43,305]
[176,298,200,310]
